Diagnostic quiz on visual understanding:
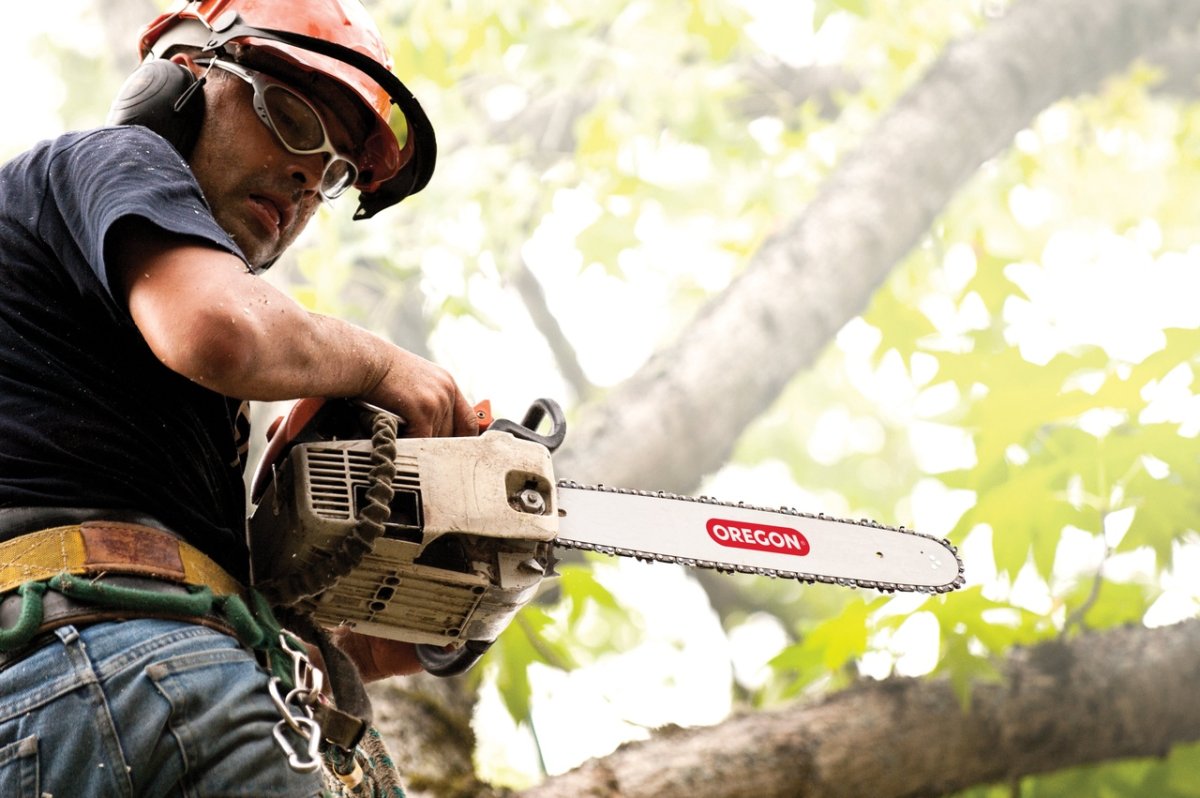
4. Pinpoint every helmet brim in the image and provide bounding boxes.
[140,13,436,217]
[220,27,438,218]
